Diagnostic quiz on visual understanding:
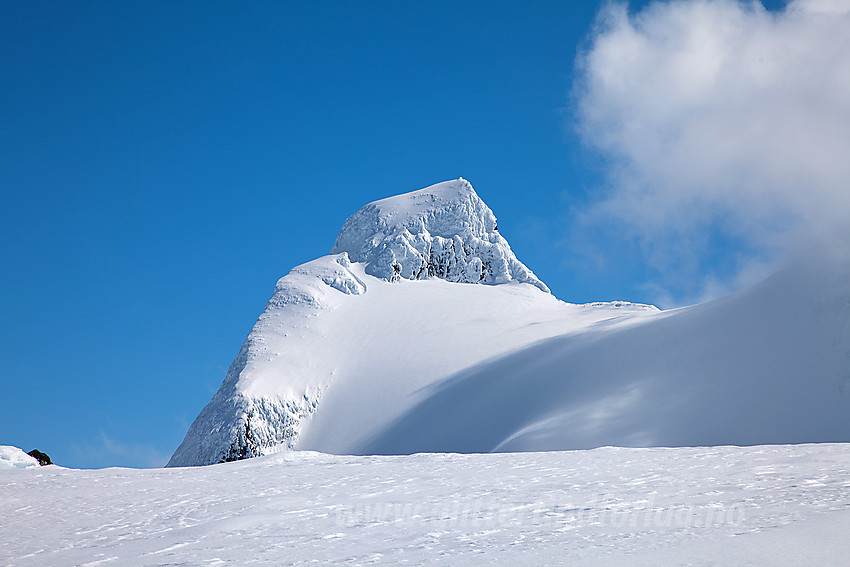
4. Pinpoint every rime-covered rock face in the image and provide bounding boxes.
[331,178,549,293]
